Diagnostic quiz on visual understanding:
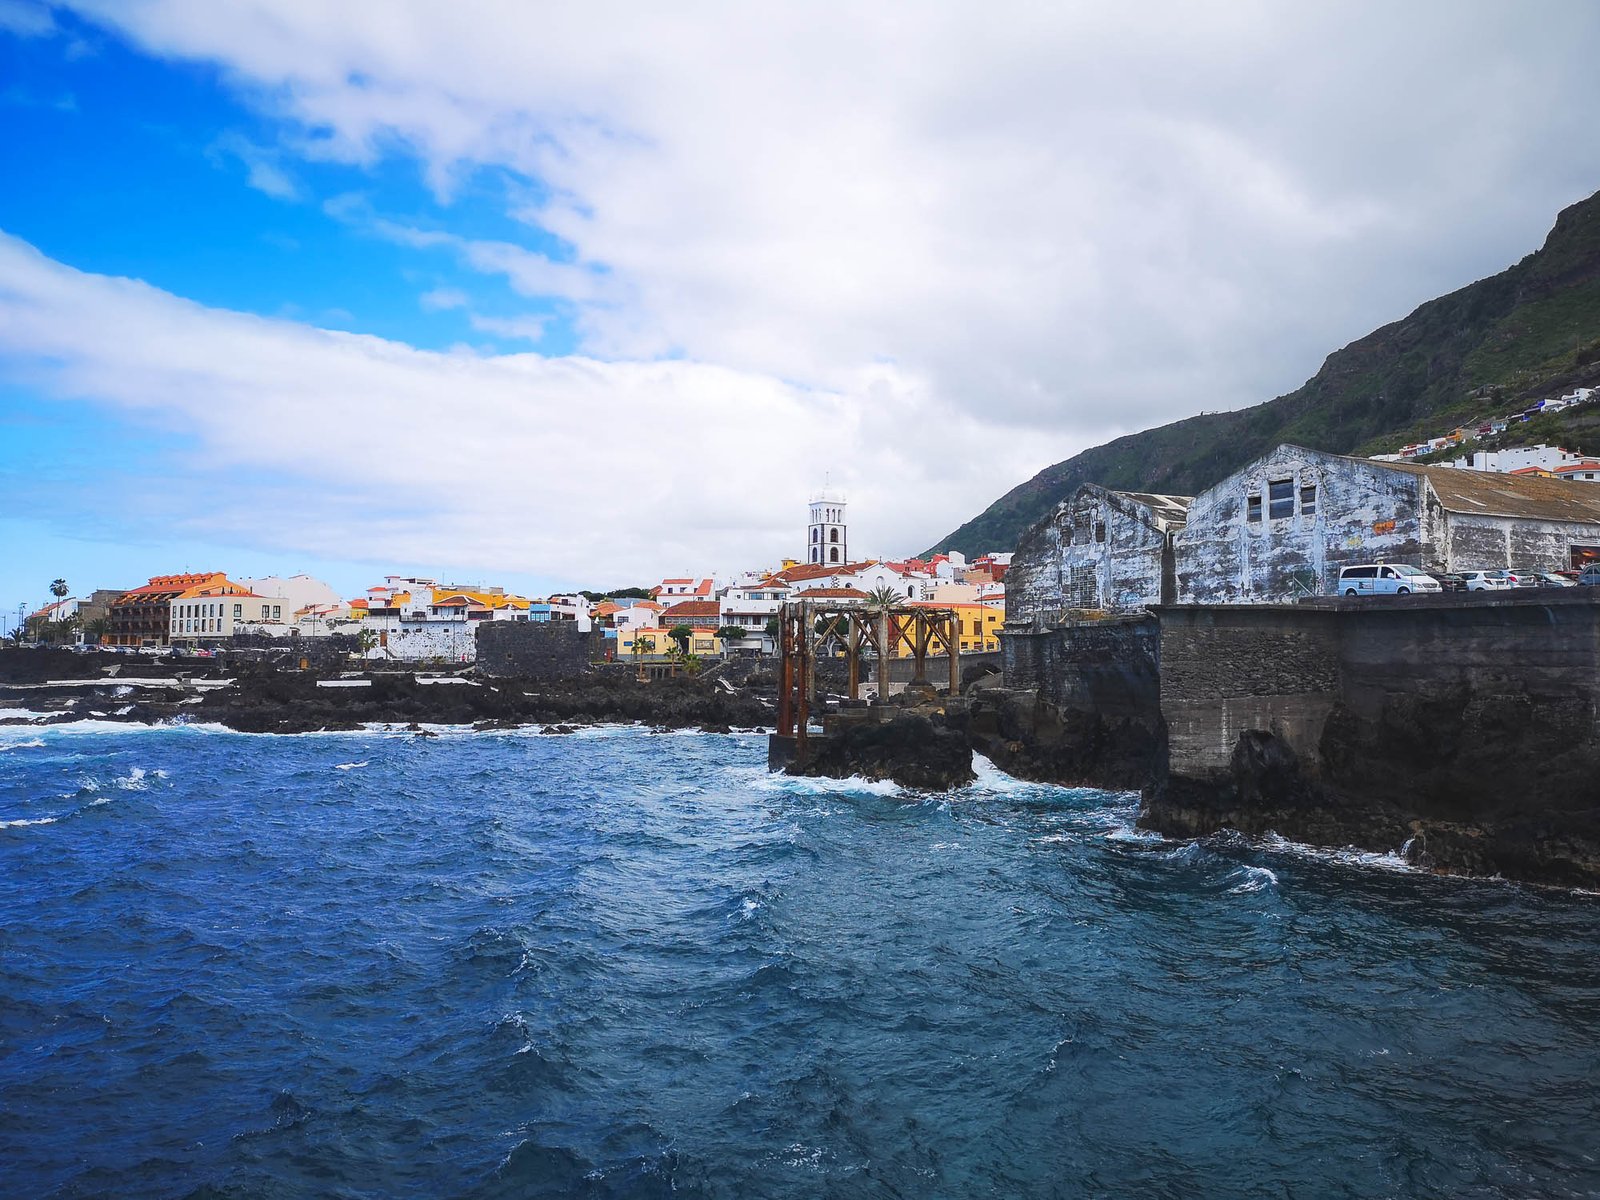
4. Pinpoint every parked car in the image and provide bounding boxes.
[1427,572,1468,592]
[1580,565,1600,586]
[1462,571,1514,591]
[1504,569,1544,588]
[1528,572,1576,587]
[1338,563,1442,596]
